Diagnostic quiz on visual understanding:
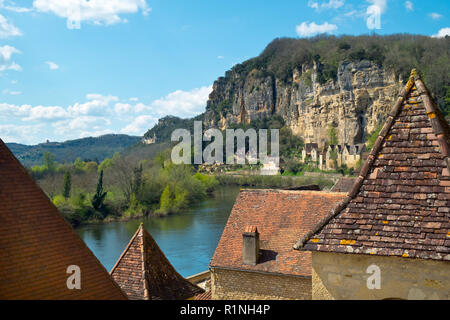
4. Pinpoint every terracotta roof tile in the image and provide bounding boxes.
[194,291,212,300]
[0,139,127,300]
[210,189,346,276]
[296,70,450,262]
[110,224,204,300]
